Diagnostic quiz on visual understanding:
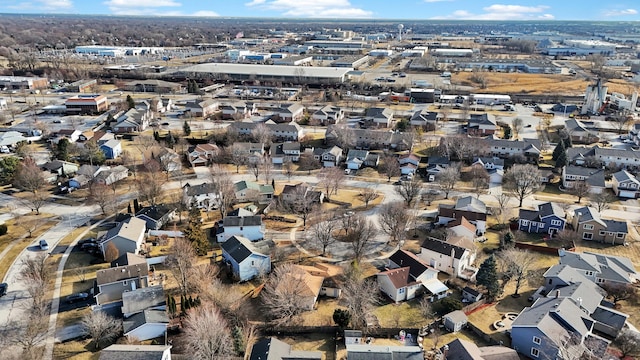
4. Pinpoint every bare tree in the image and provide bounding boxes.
[11,210,46,238]
[437,166,460,199]
[601,282,637,304]
[379,154,400,182]
[359,187,379,208]
[419,297,434,321]
[614,329,640,359]
[297,153,321,175]
[262,264,312,325]
[329,124,355,149]
[209,164,236,218]
[183,303,233,360]
[290,185,318,228]
[261,157,273,185]
[395,176,423,207]
[340,213,378,261]
[318,167,344,199]
[249,161,260,181]
[503,164,542,207]
[195,266,242,310]
[493,193,512,226]
[307,219,336,256]
[0,316,49,360]
[512,117,523,139]
[498,248,537,297]
[227,143,248,173]
[470,164,490,198]
[68,260,88,283]
[81,311,122,350]
[378,201,410,244]
[13,157,47,215]
[251,123,272,146]
[283,159,294,180]
[570,180,591,203]
[589,191,614,213]
[90,183,117,215]
[136,160,165,206]
[164,237,196,297]
[18,254,50,317]
[342,266,380,330]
